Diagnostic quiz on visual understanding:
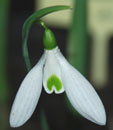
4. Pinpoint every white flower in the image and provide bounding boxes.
[10,47,106,127]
